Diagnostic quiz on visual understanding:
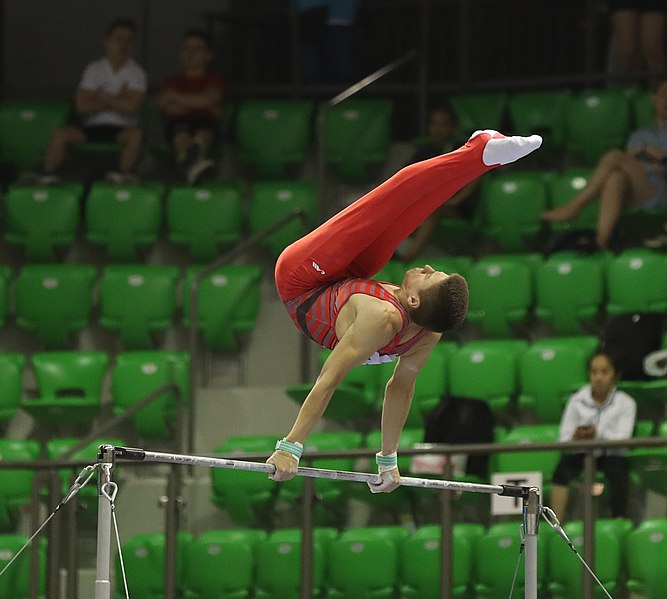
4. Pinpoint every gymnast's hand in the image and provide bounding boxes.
[368,466,401,493]
[267,450,299,481]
